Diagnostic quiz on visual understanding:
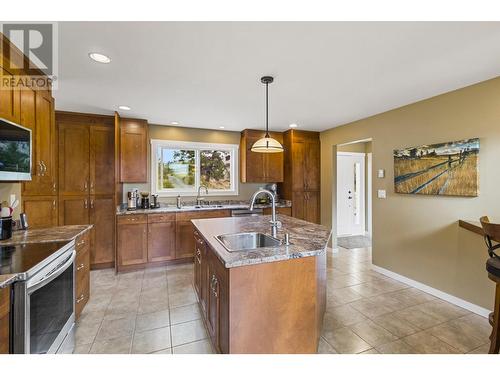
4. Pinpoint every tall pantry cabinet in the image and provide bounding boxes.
[56,112,116,269]
[281,130,321,224]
